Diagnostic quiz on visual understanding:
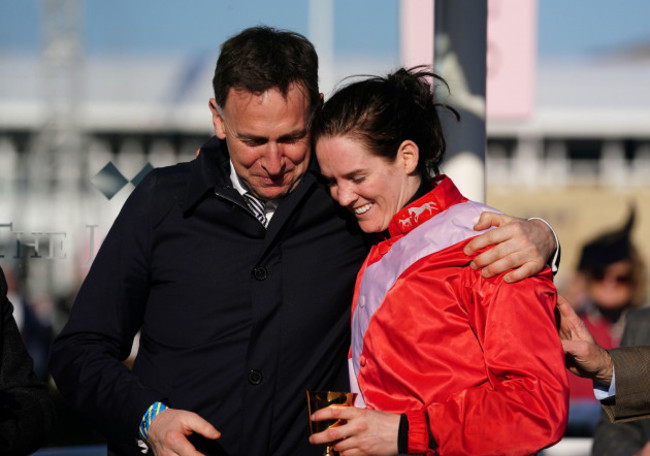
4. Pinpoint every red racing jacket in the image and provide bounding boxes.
[348,176,568,455]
